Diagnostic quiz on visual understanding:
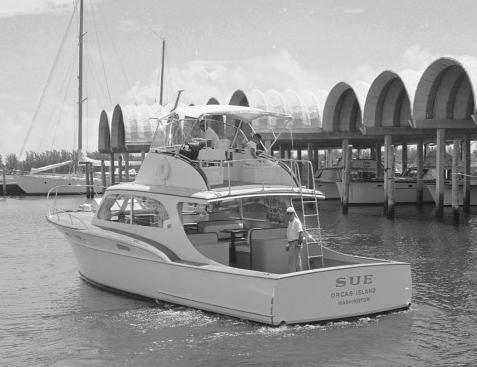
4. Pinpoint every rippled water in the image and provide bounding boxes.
[2,197,477,366]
